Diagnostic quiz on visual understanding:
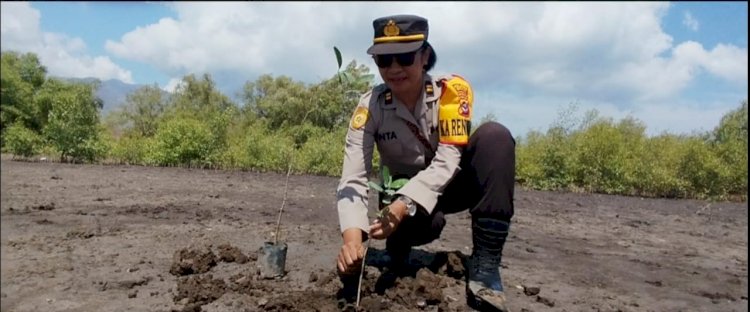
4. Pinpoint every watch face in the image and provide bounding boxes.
[399,196,417,216]
[408,203,417,216]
